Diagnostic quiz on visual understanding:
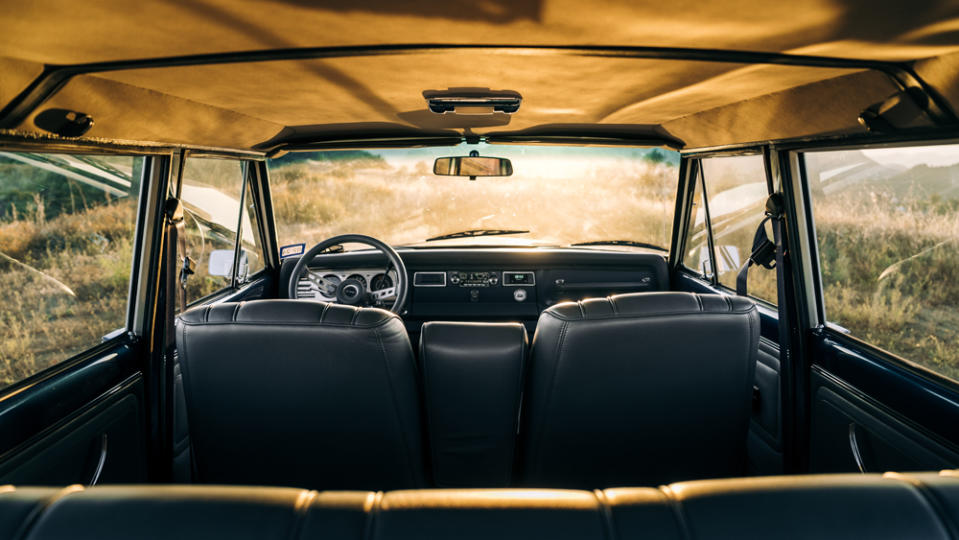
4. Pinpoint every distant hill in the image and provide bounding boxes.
[805,149,959,202]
